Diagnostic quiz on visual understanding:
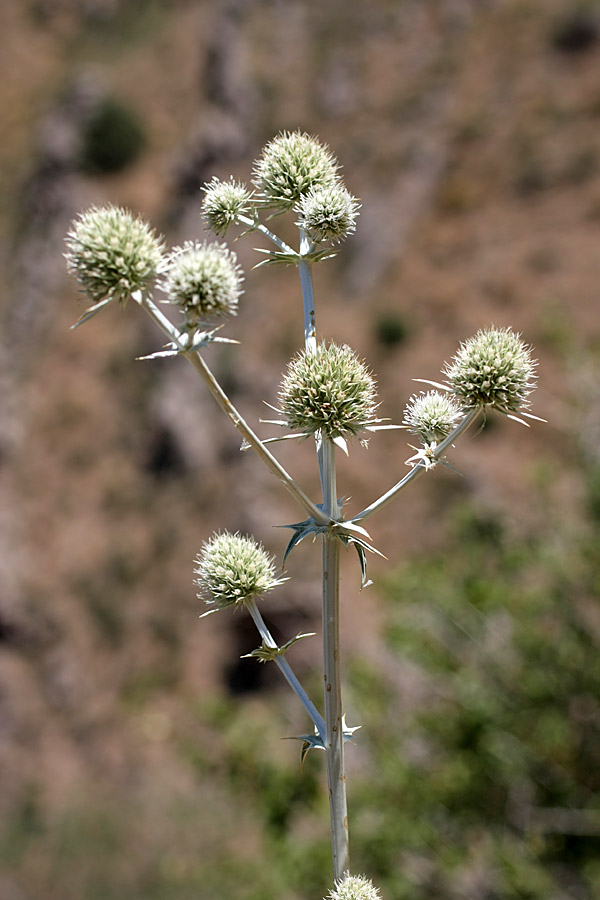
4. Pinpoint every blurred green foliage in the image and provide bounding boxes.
[347,496,600,899]
[374,311,410,348]
[80,98,147,175]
